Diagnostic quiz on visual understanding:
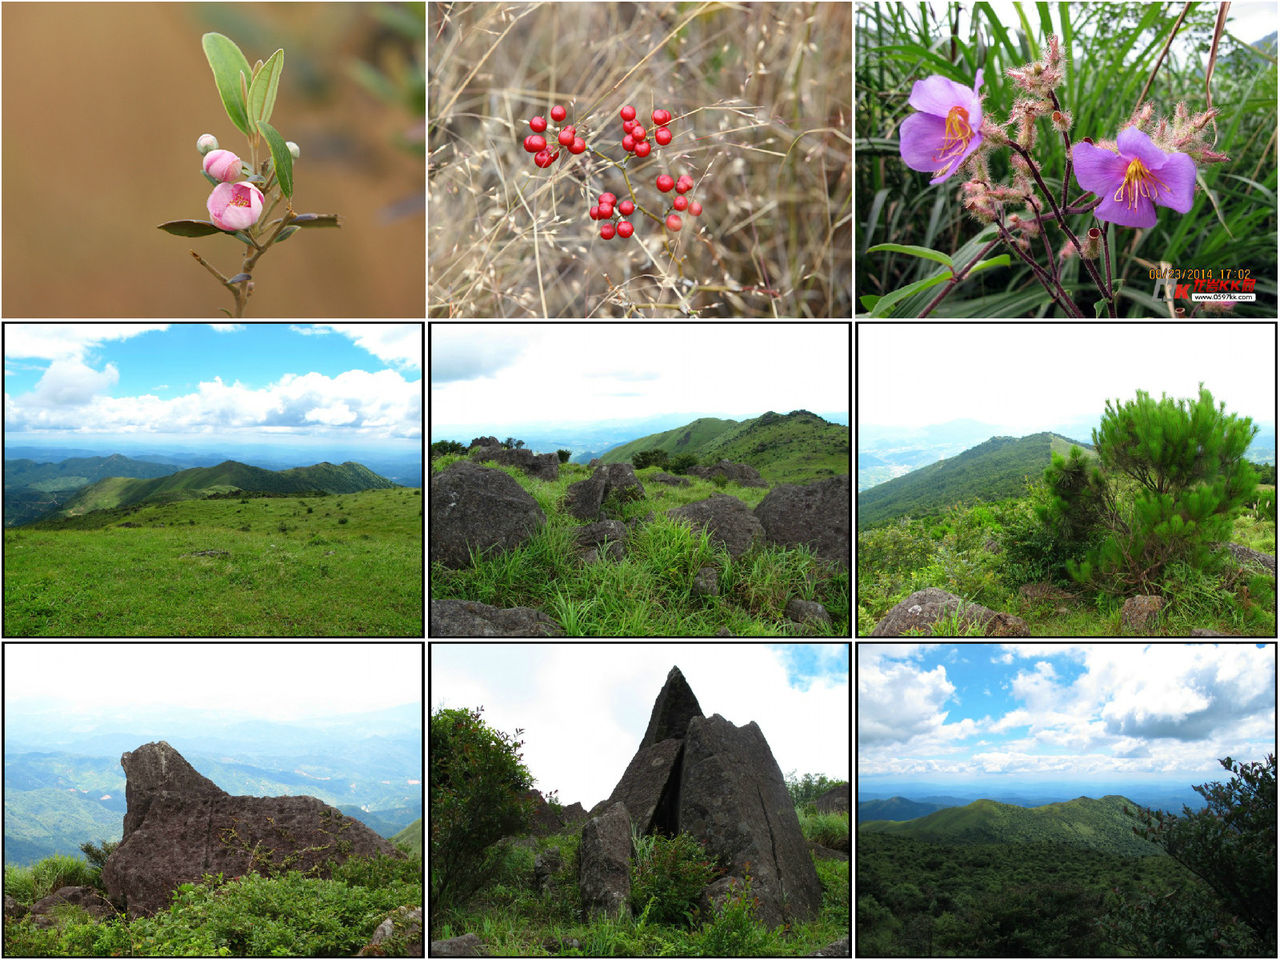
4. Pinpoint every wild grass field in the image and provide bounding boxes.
[431,457,849,636]
[3,488,423,637]
[428,2,852,317]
